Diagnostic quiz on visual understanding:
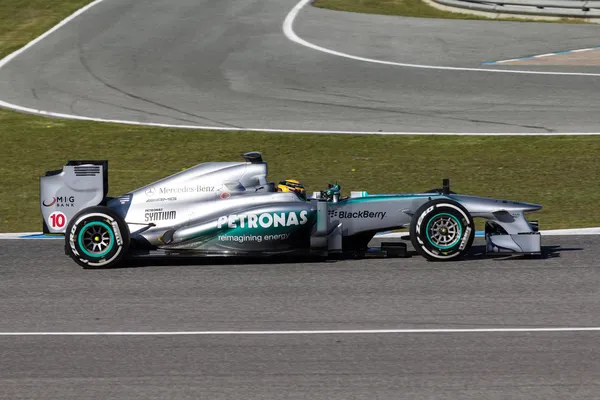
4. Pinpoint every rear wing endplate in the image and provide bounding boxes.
[40,160,108,234]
